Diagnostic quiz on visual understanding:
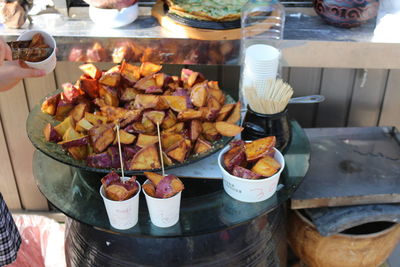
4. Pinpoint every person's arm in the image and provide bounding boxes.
[0,39,45,92]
